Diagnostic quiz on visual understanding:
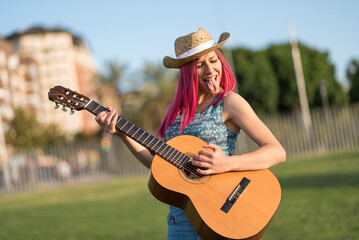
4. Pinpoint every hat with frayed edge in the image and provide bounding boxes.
[163,27,230,69]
